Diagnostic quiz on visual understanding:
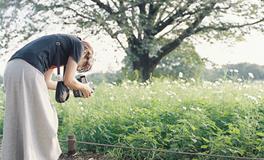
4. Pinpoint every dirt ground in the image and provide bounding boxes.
[59,153,107,160]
